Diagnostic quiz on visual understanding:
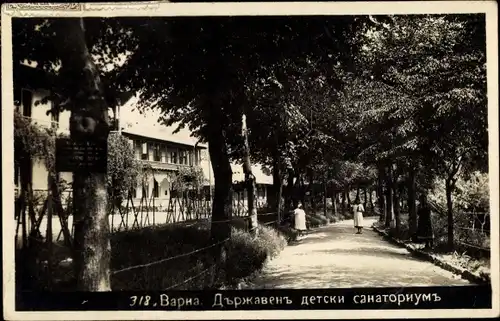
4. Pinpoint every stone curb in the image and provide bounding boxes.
[371,224,490,285]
